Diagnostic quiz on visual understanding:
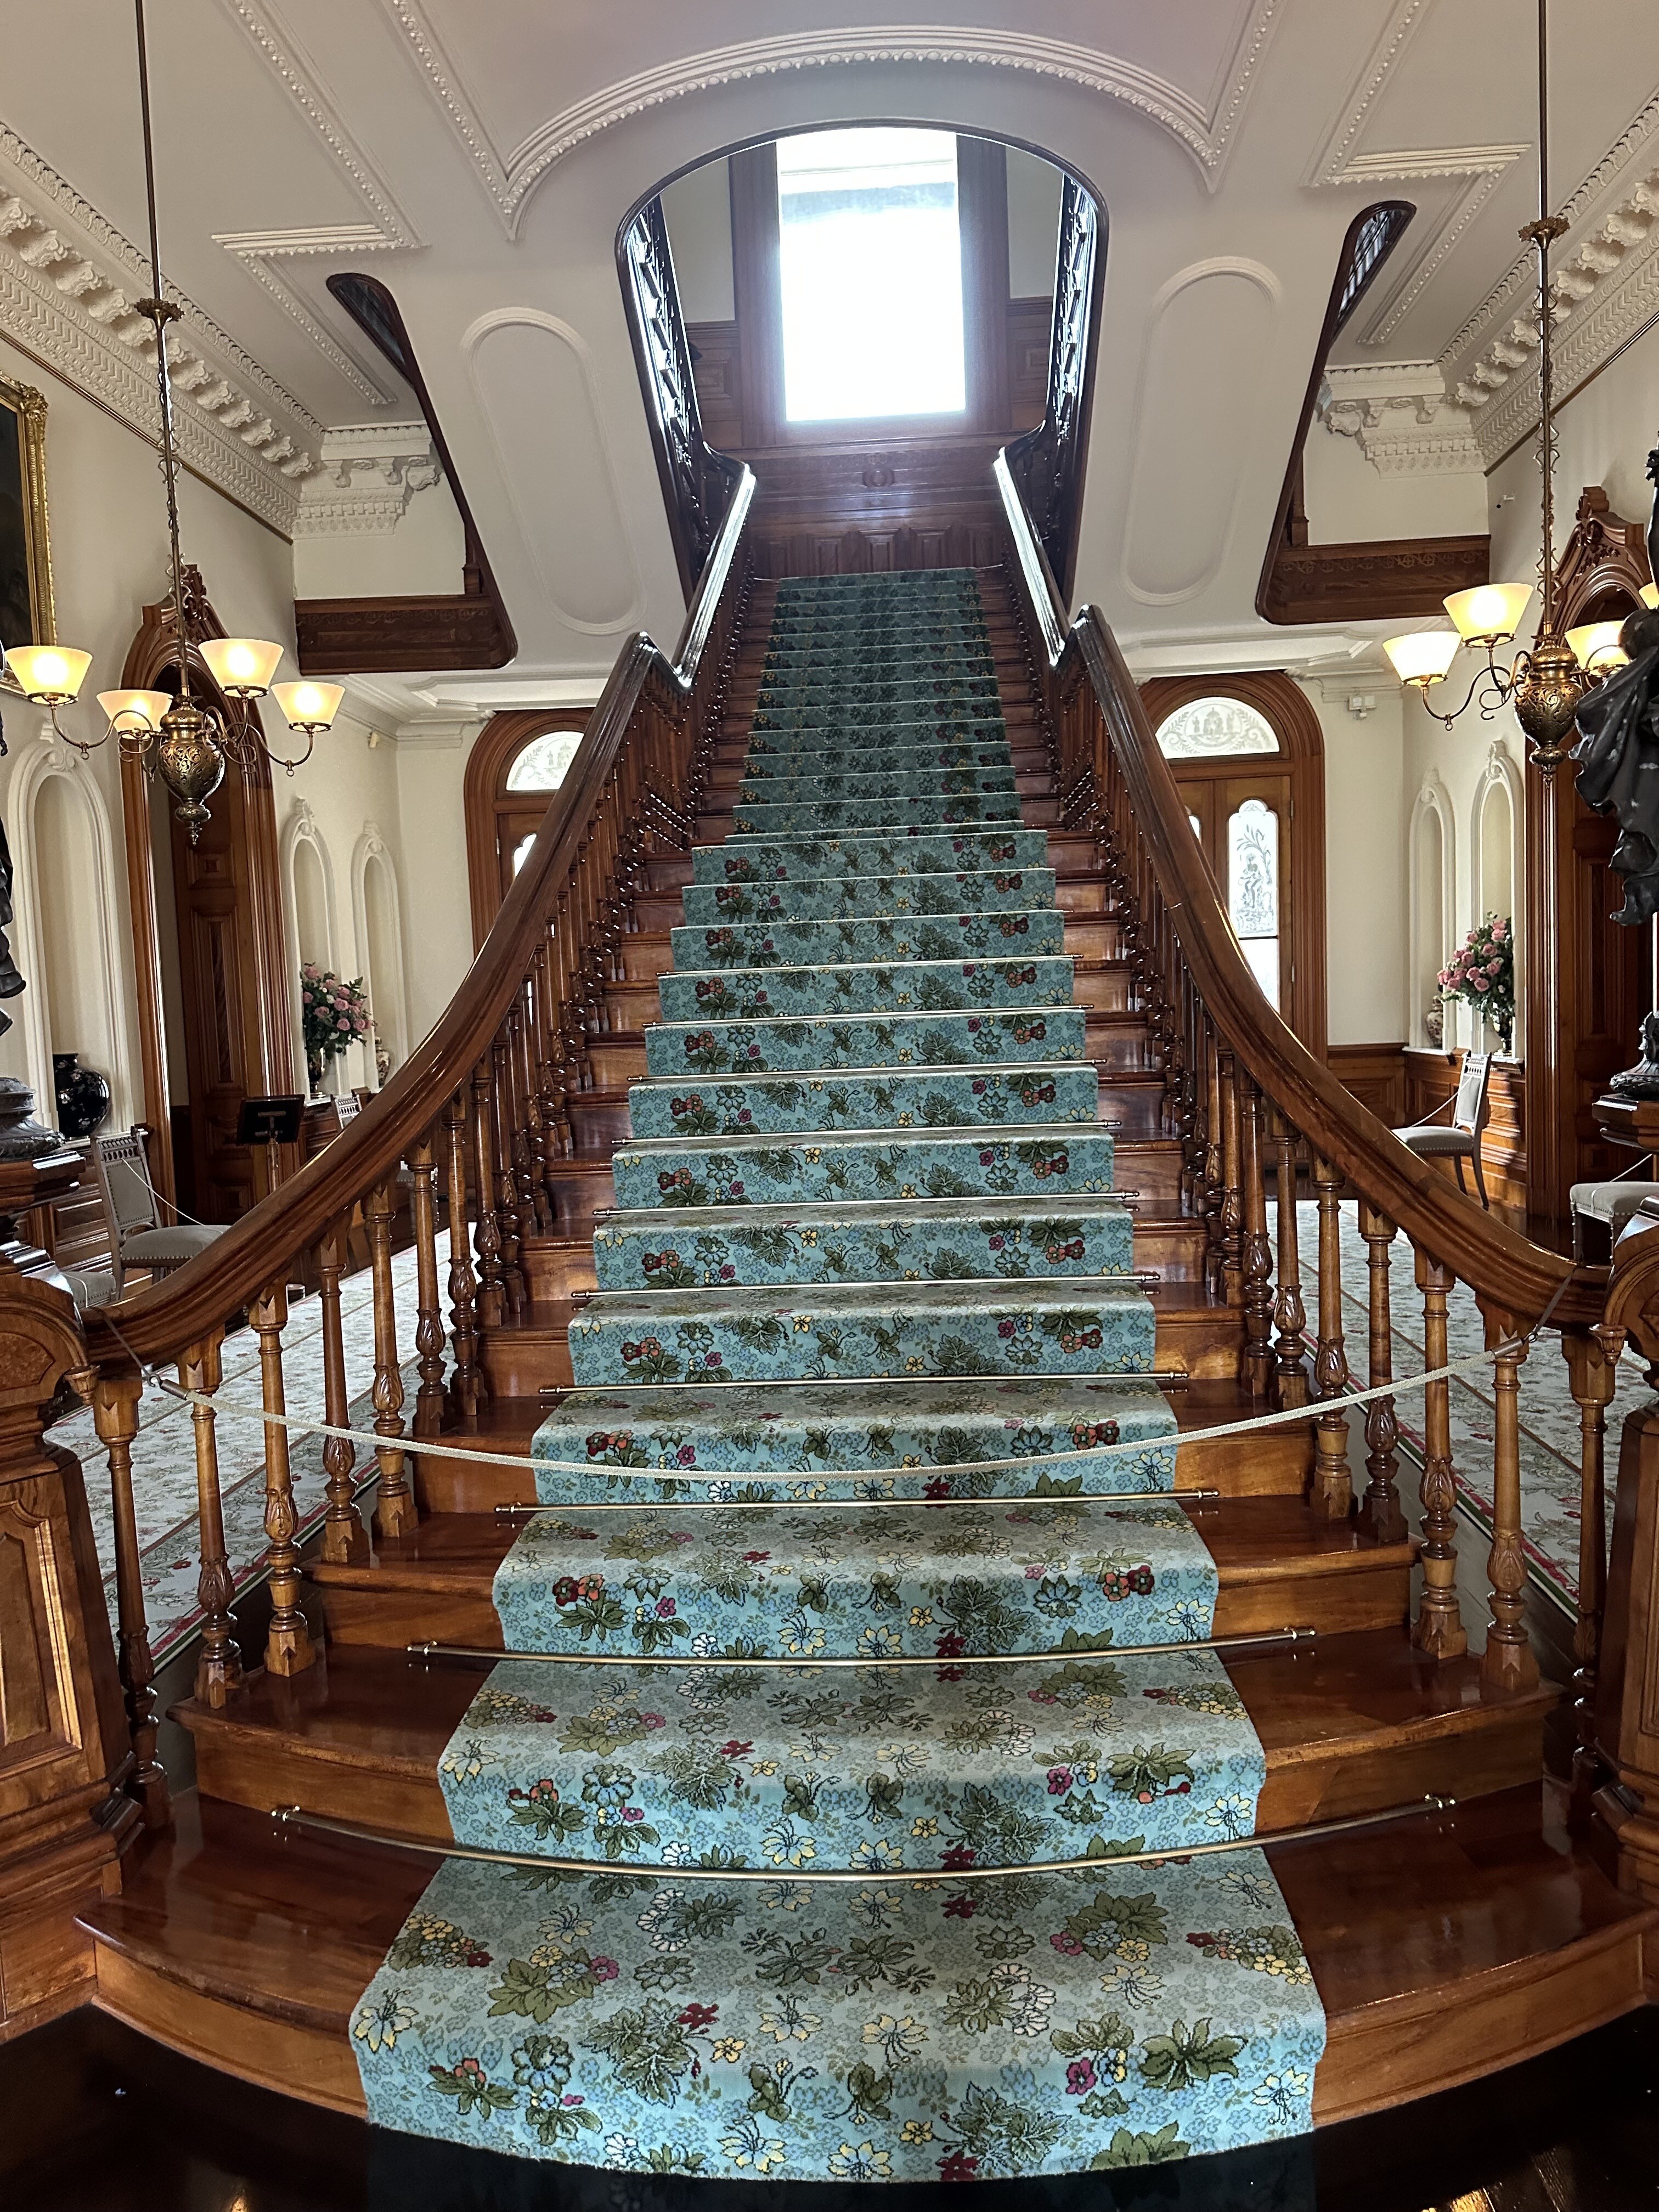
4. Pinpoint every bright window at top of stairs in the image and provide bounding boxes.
[776,127,966,423]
